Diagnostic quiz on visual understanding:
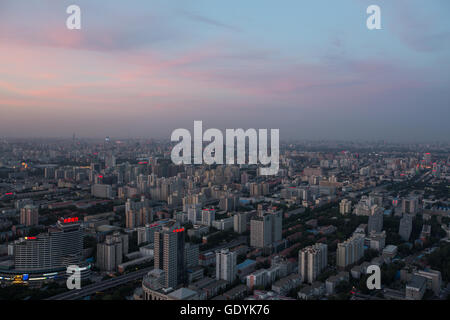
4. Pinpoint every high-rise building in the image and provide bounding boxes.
[298,243,328,284]
[234,212,248,234]
[14,218,83,272]
[20,205,39,226]
[154,221,185,288]
[219,195,238,212]
[250,211,282,249]
[186,203,202,224]
[97,232,128,272]
[249,182,269,197]
[339,199,352,215]
[137,221,169,245]
[216,248,237,283]
[399,213,414,241]
[368,231,386,251]
[125,196,152,228]
[402,197,419,215]
[184,243,199,269]
[368,208,383,233]
[336,234,365,268]
[201,209,215,227]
